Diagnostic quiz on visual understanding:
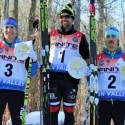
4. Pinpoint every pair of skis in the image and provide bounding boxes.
[89,0,99,125]
[21,58,32,125]
[21,1,50,124]
[20,0,50,125]
[40,0,51,125]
